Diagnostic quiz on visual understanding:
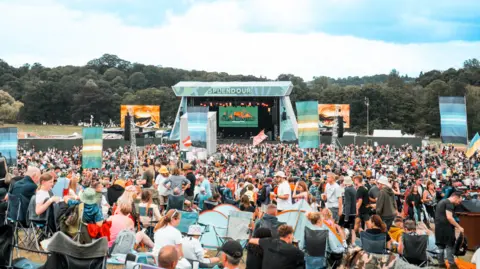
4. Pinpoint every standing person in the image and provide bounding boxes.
[272,171,292,212]
[375,176,397,231]
[354,176,370,229]
[323,172,342,222]
[339,176,356,244]
[163,167,191,196]
[183,163,196,203]
[406,185,422,221]
[155,166,170,212]
[422,180,437,221]
[435,191,464,269]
